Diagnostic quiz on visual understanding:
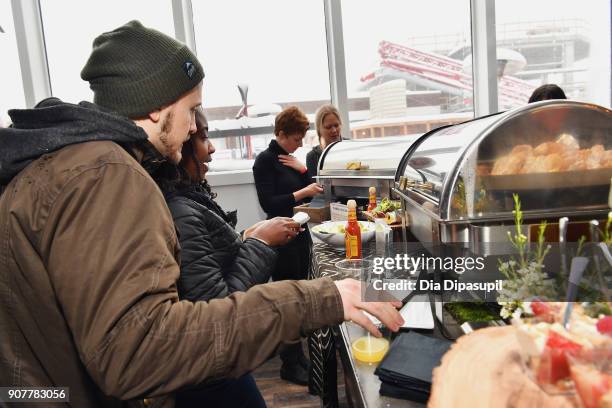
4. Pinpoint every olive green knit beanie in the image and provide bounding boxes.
[81,20,204,118]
